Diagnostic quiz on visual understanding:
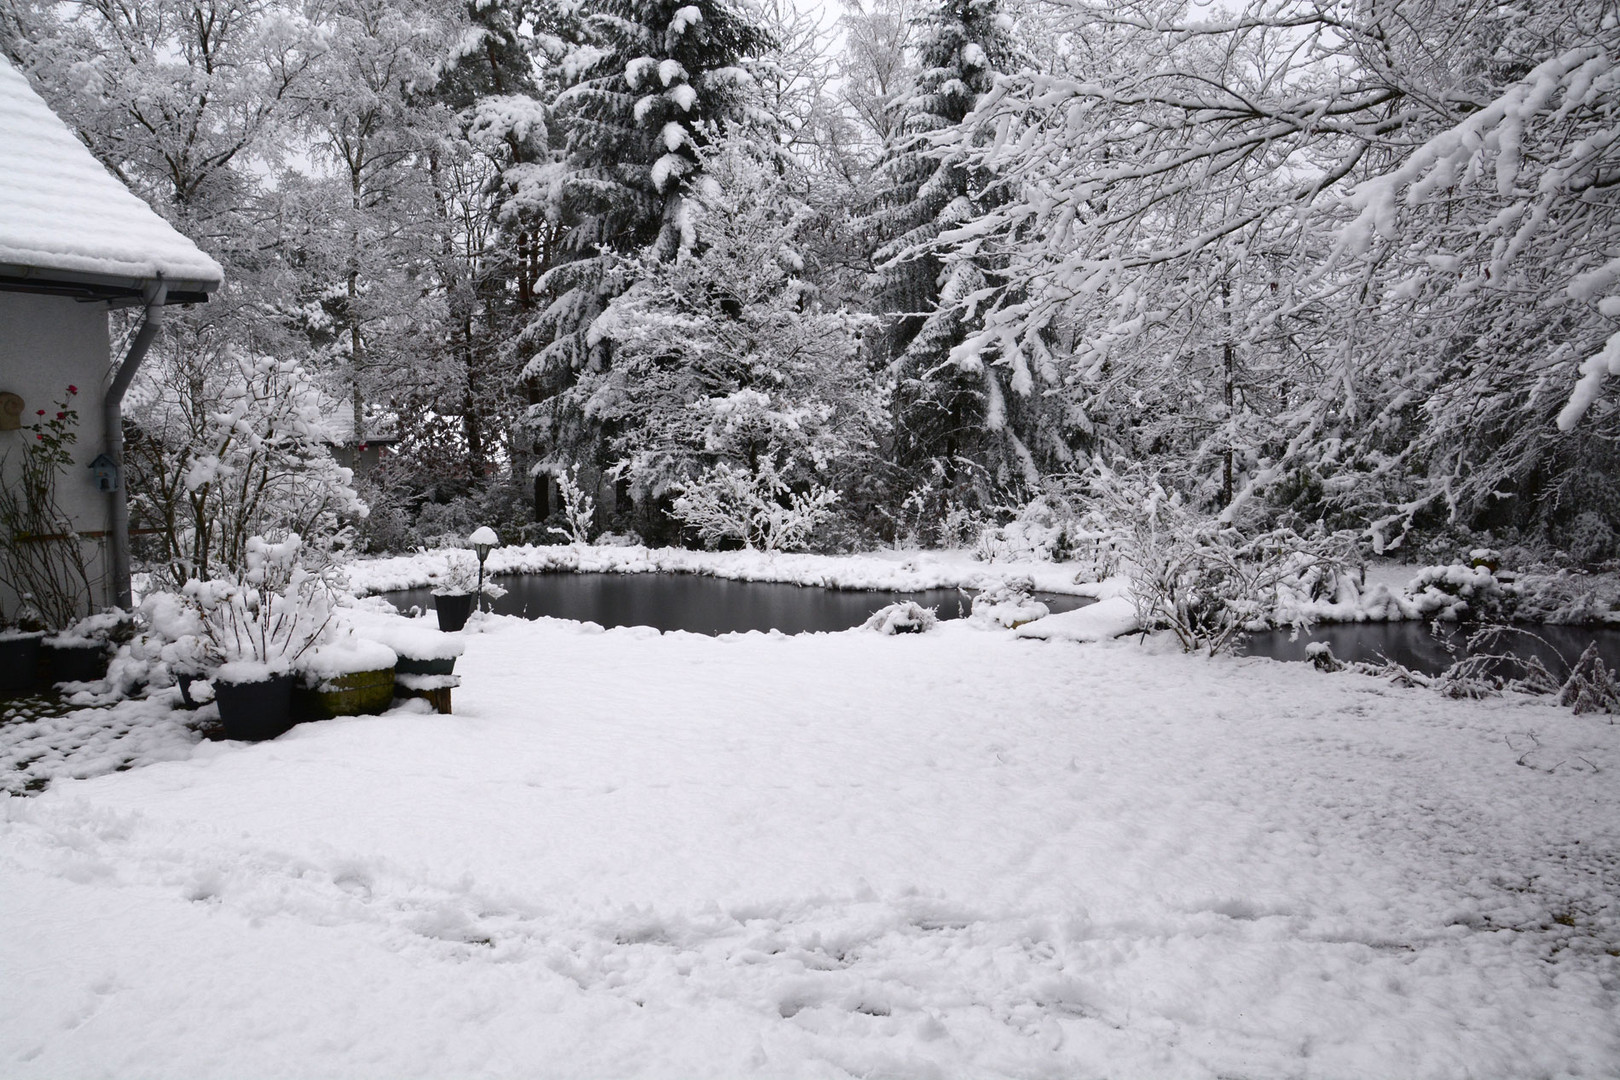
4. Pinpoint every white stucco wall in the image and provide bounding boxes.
[0,290,113,619]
